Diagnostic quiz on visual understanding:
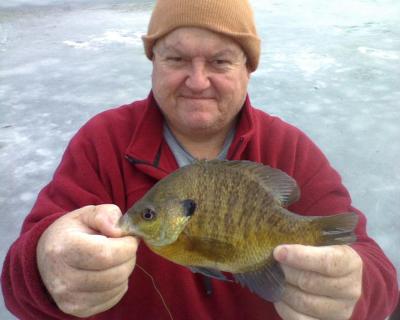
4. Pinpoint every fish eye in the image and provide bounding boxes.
[142,208,156,221]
